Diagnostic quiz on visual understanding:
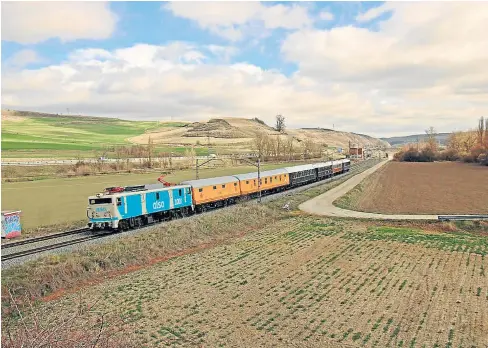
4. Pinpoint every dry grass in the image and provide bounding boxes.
[2,290,135,348]
[2,203,284,298]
